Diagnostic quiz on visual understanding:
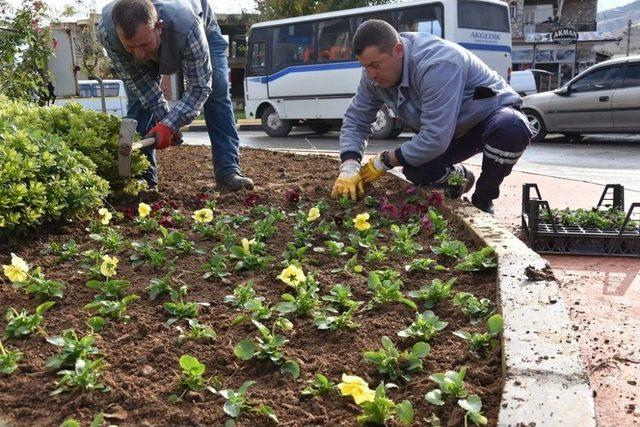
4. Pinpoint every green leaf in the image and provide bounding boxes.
[36,301,55,314]
[89,413,105,427]
[280,360,300,379]
[396,400,414,425]
[87,316,105,332]
[257,405,279,423]
[179,355,205,375]
[275,302,296,314]
[411,342,430,358]
[459,394,483,412]
[59,419,80,427]
[237,380,256,395]
[223,400,242,418]
[487,314,503,335]
[425,389,445,406]
[234,339,255,360]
